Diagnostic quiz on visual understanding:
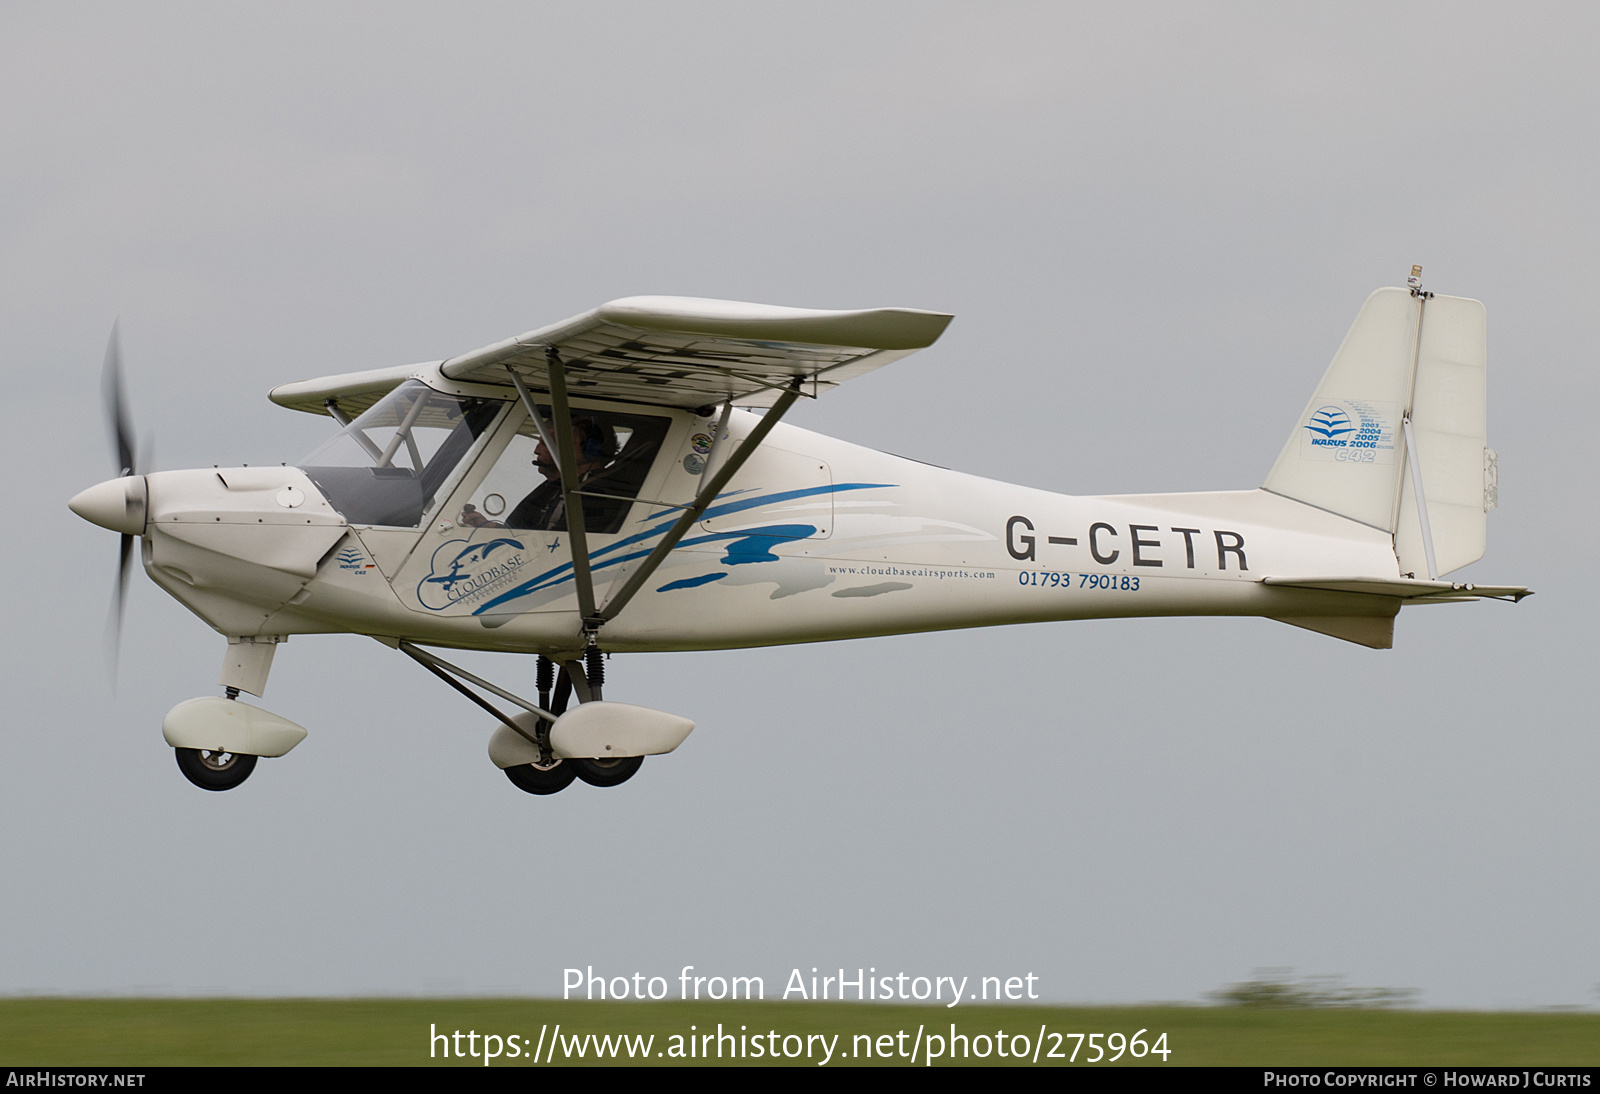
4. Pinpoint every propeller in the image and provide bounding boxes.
[100,322,147,676]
